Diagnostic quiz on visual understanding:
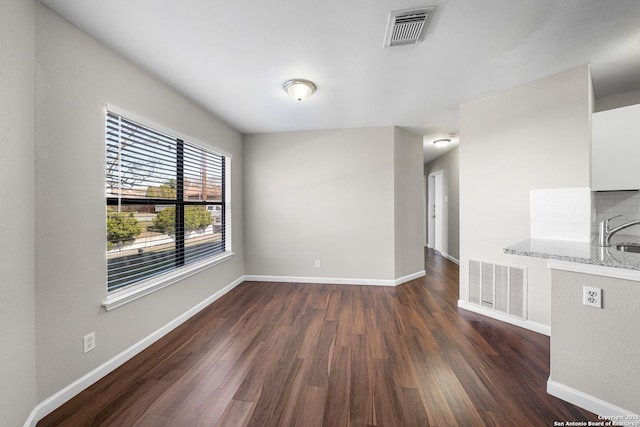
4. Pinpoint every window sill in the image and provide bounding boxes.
[102,251,234,311]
